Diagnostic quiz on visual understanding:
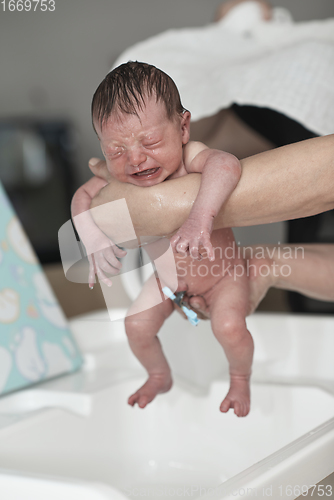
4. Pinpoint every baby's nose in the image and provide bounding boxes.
[129,148,146,168]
